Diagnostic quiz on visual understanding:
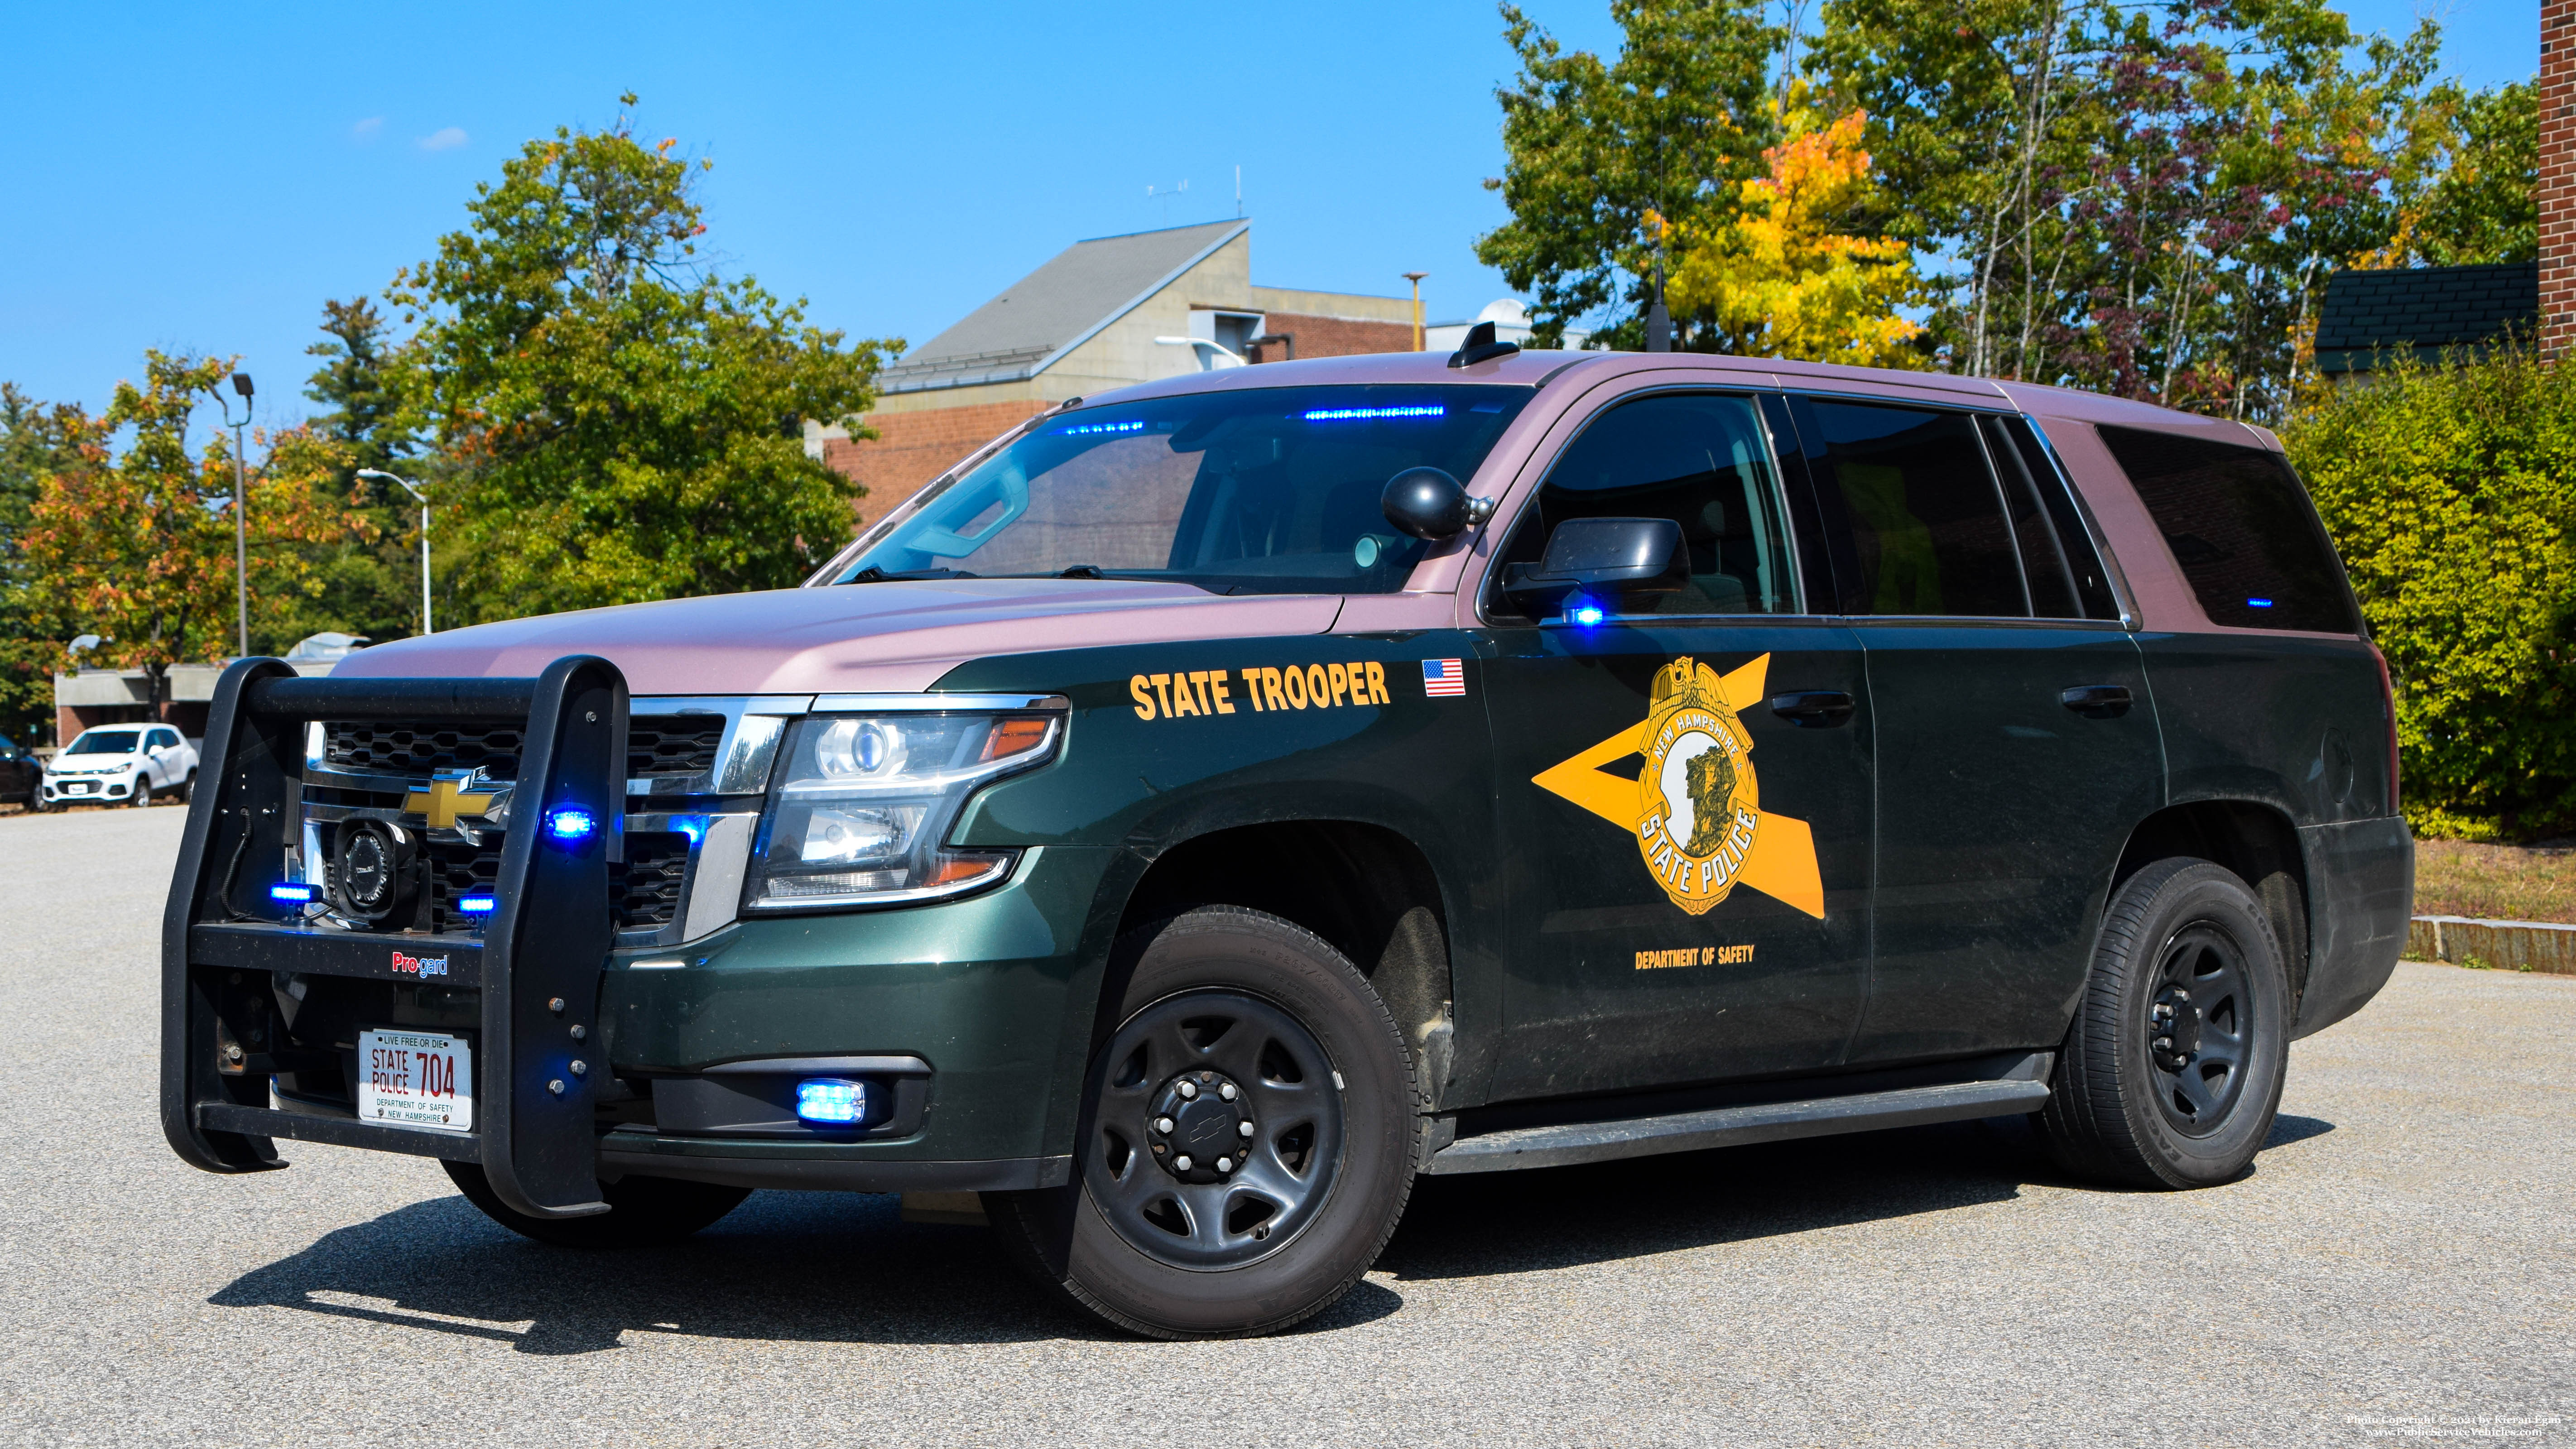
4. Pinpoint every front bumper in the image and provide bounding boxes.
[586,842,1115,1191]
[43,772,134,802]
